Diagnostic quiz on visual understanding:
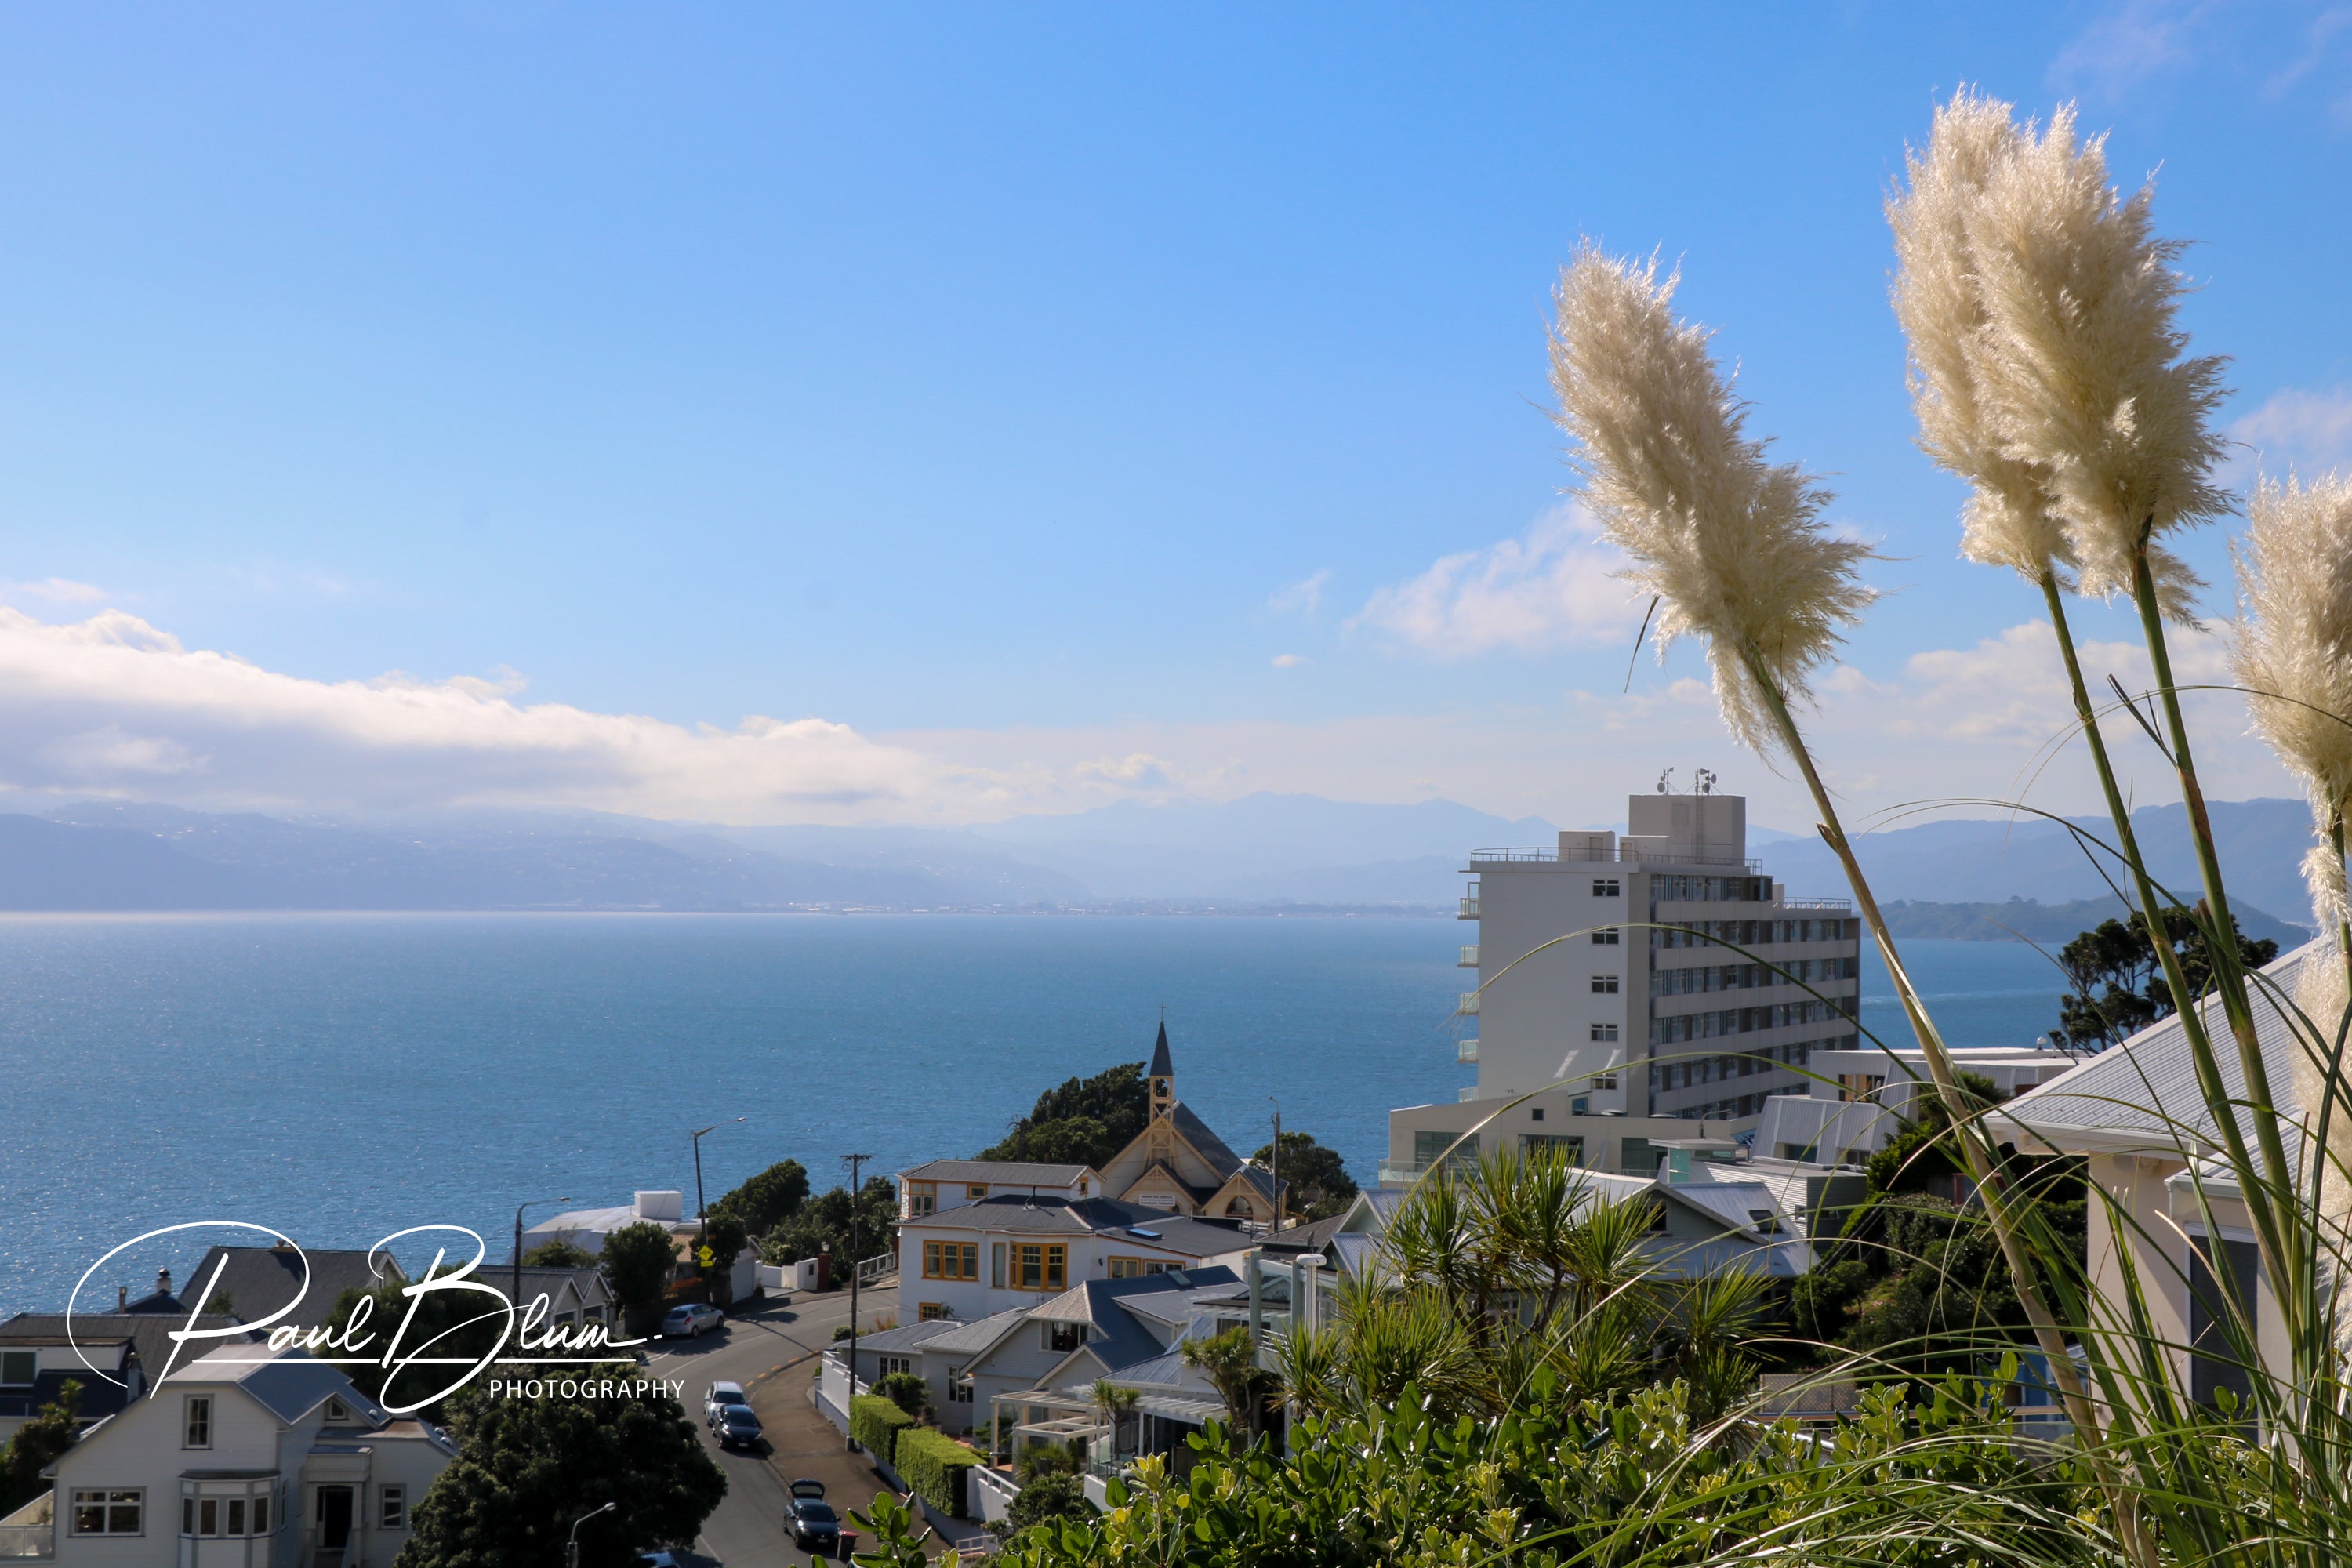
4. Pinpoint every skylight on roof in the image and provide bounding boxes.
[1127,1226,1161,1239]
